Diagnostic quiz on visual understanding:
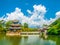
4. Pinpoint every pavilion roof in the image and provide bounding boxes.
[12,20,19,22]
